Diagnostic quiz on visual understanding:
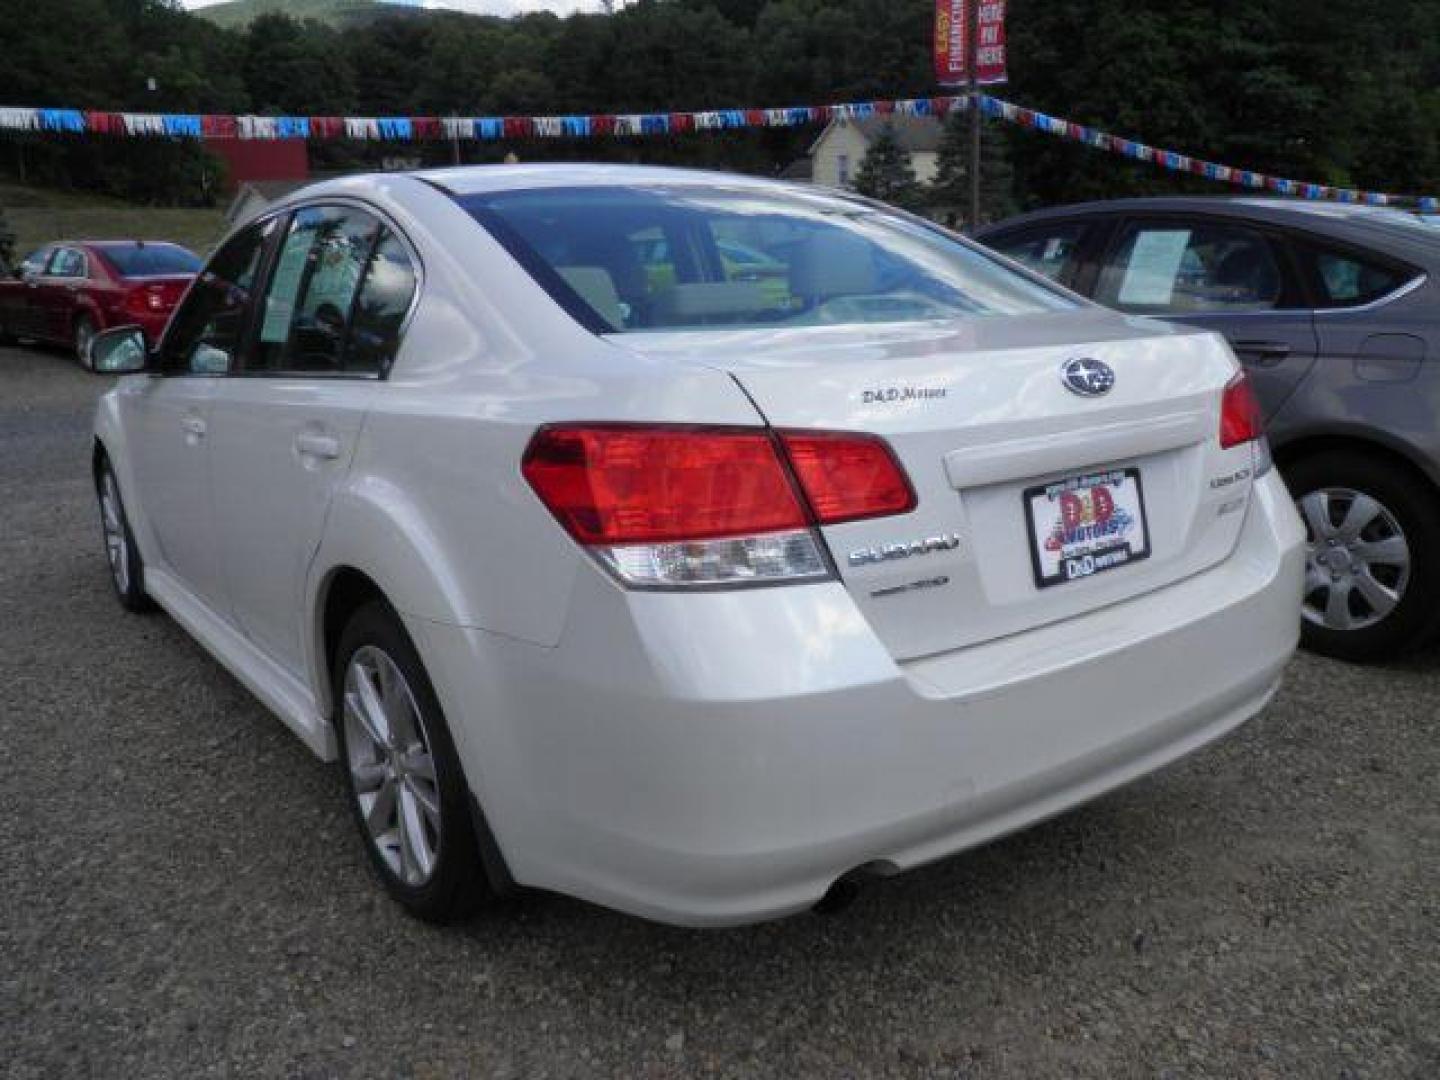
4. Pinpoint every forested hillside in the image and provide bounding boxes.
[1,0,1437,209]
